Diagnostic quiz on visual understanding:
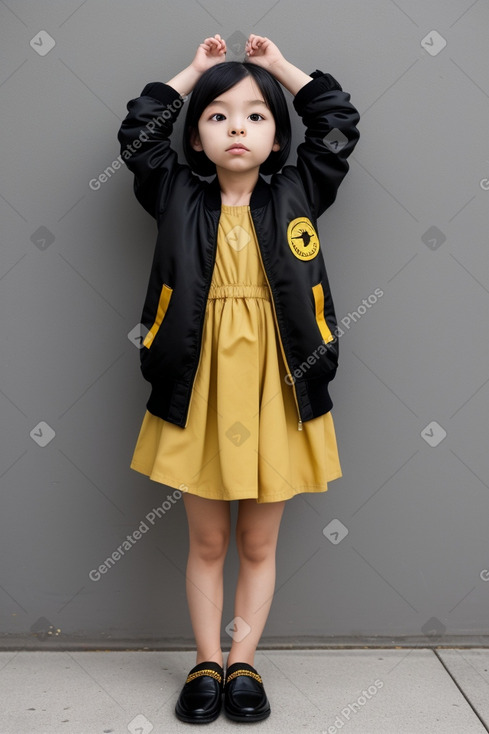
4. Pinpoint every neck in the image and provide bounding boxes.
[216,167,260,206]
